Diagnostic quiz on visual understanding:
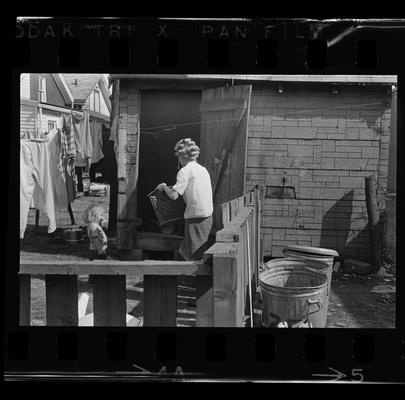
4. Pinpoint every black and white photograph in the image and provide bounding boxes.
[19,73,397,328]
